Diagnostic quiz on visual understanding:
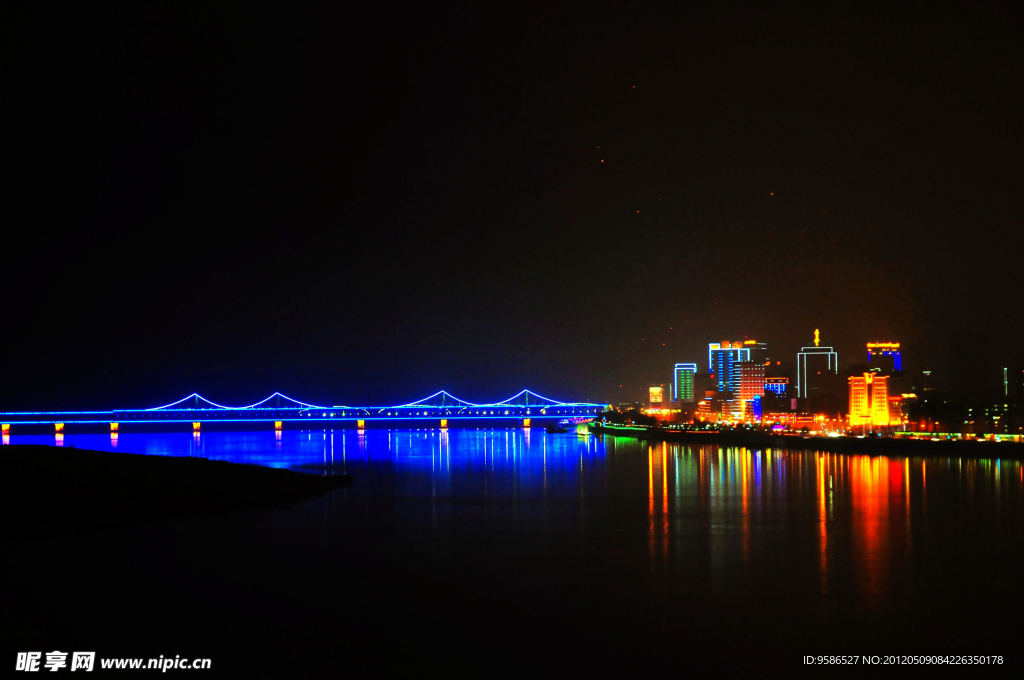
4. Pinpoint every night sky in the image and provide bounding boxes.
[4,1,1022,410]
